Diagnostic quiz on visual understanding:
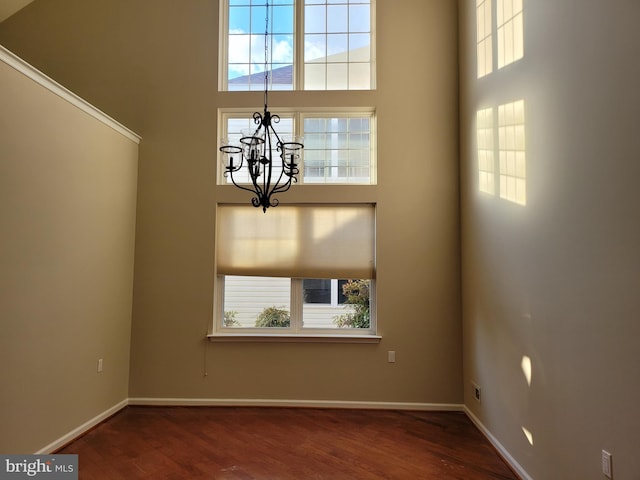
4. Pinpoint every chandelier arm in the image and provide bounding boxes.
[248,161,265,200]
[227,164,261,196]
[265,114,292,191]
[269,144,294,194]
